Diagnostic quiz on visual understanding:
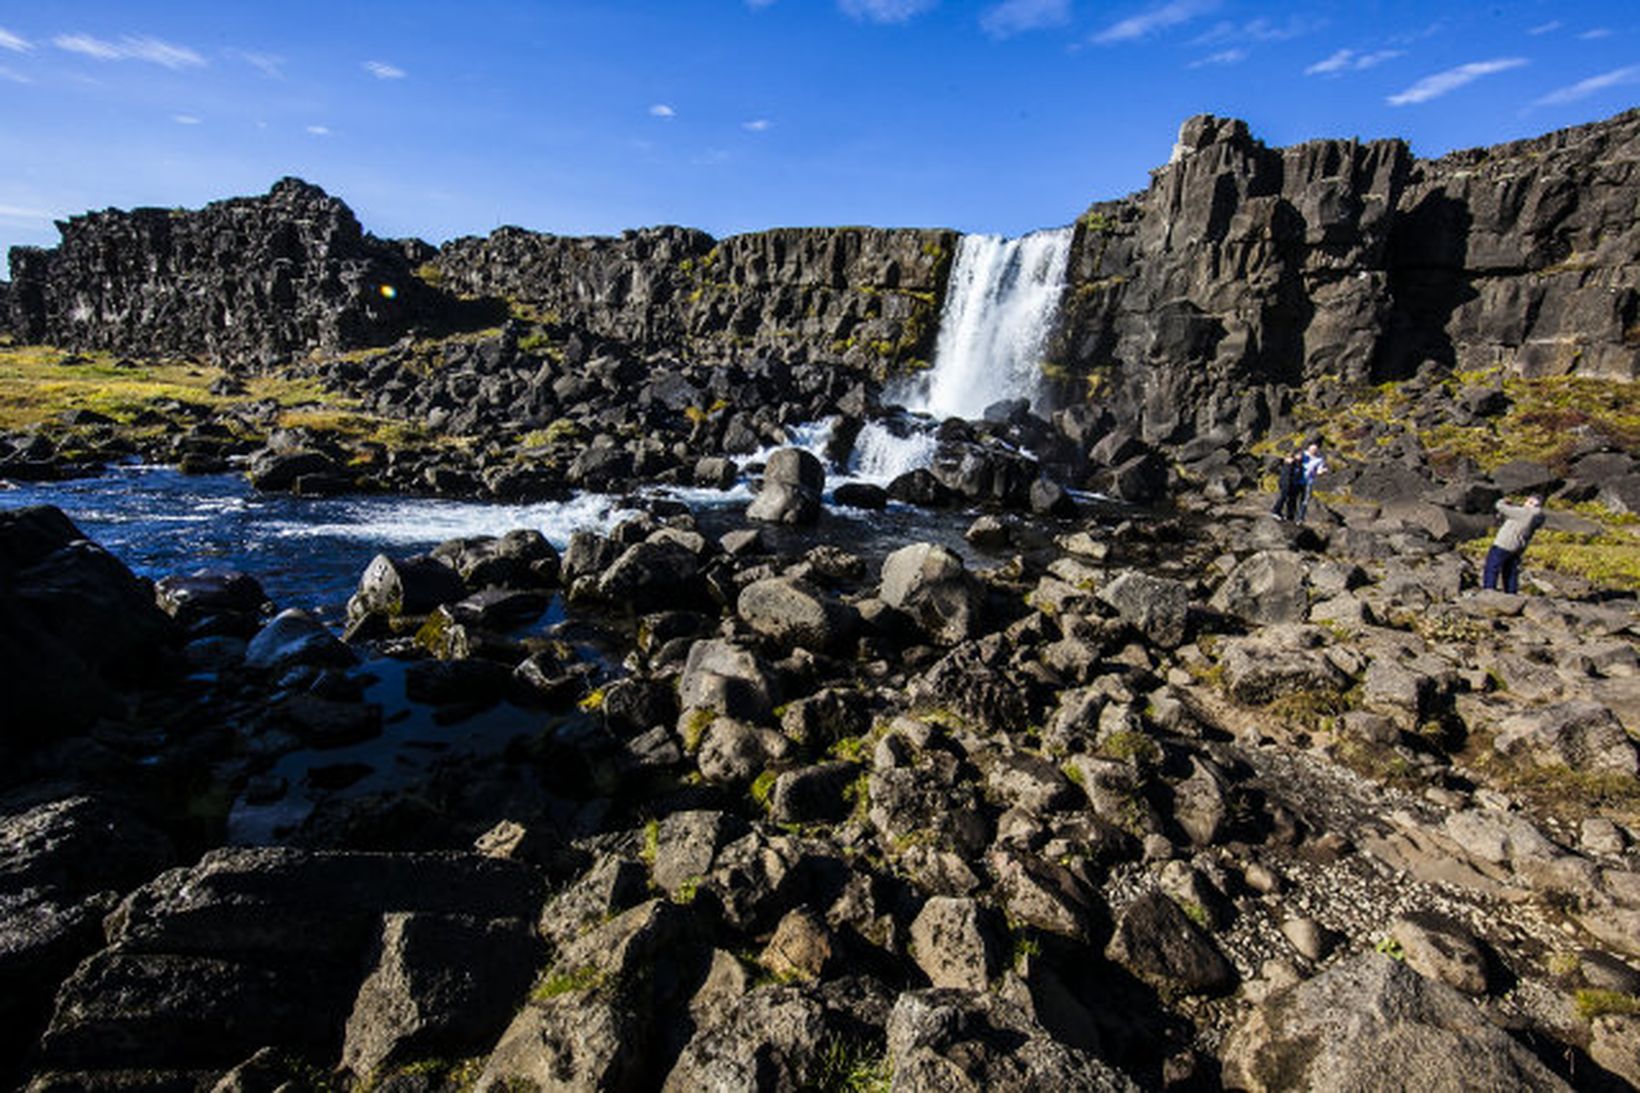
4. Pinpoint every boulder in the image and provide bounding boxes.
[1210,550,1308,626]
[908,897,1003,991]
[878,542,984,646]
[678,639,779,722]
[349,553,468,620]
[1493,700,1638,775]
[886,989,1139,1092]
[737,576,858,654]
[340,911,538,1077]
[1097,569,1190,649]
[1221,953,1568,1091]
[244,609,354,674]
[597,539,703,613]
[747,447,825,525]
[1105,892,1235,996]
